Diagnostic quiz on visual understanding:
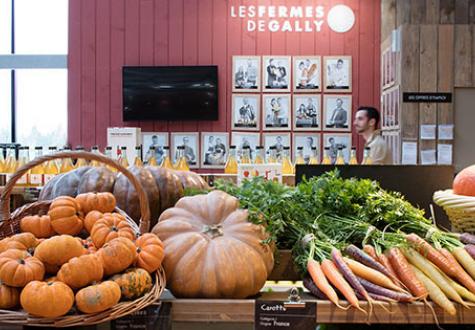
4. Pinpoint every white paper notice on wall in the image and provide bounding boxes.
[438,124,454,140]
[437,144,453,165]
[420,125,436,140]
[402,142,418,164]
[420,149,437,165]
